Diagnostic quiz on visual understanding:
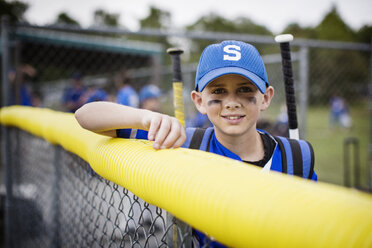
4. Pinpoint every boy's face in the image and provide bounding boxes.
[191,74,274,137]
